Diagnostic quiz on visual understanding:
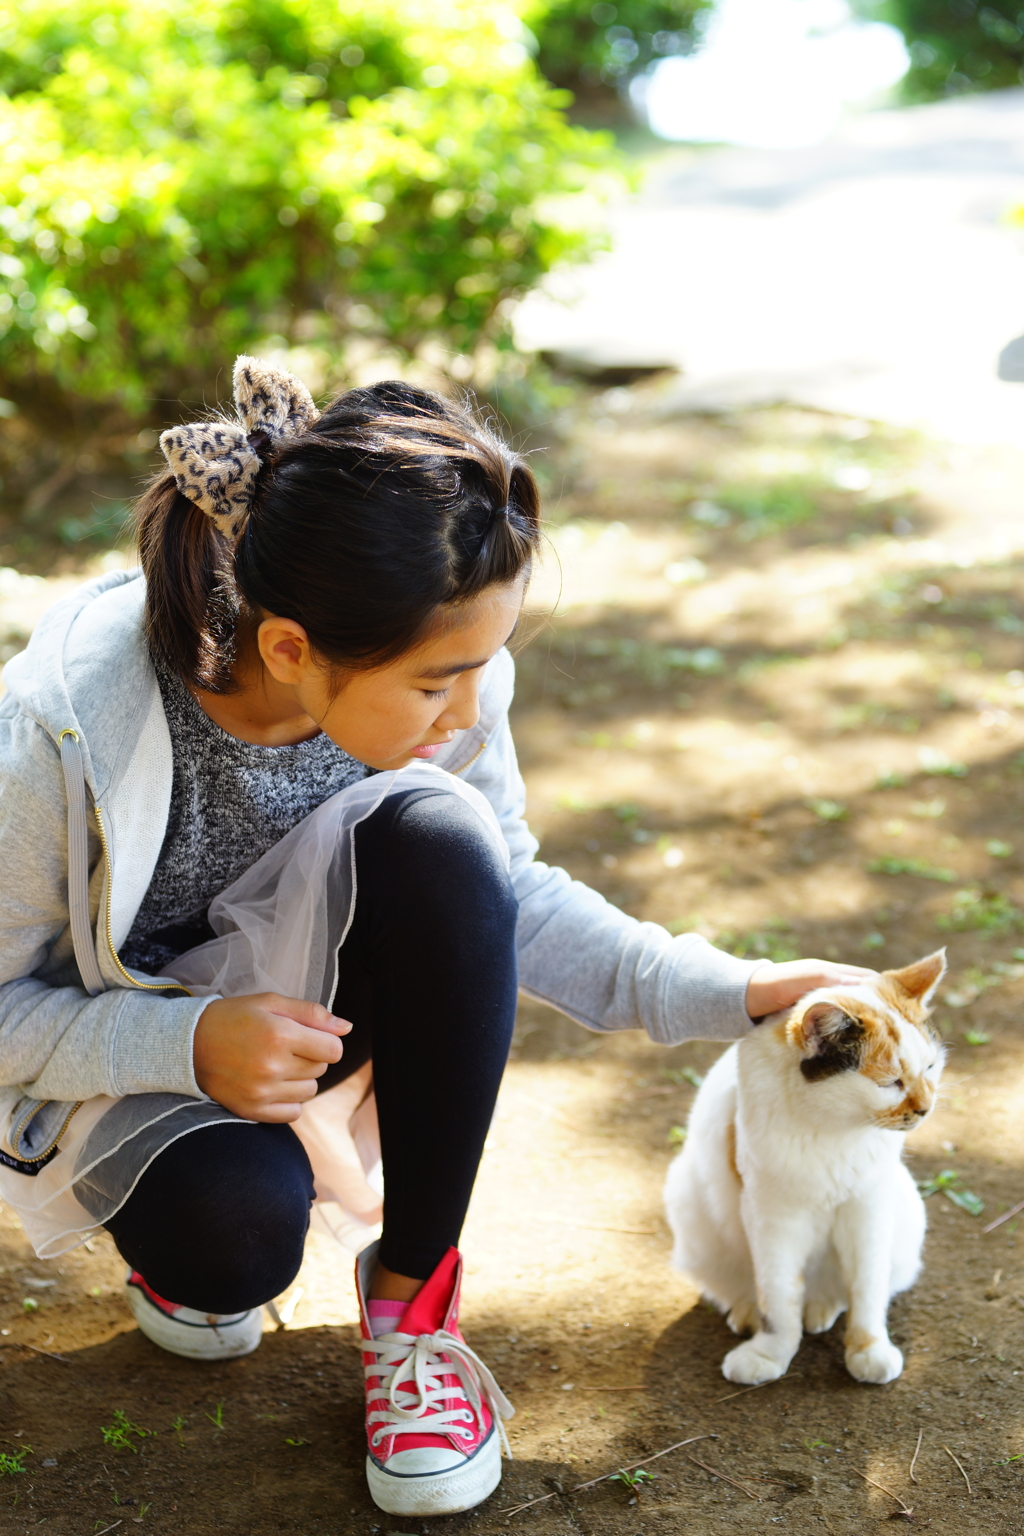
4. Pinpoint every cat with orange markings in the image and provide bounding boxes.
[664,951,946,1386]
